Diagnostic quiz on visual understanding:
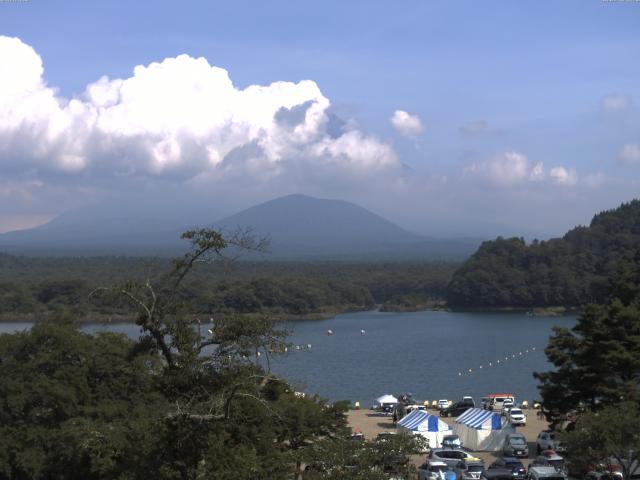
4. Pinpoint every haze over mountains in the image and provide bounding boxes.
[0,194,480,260]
